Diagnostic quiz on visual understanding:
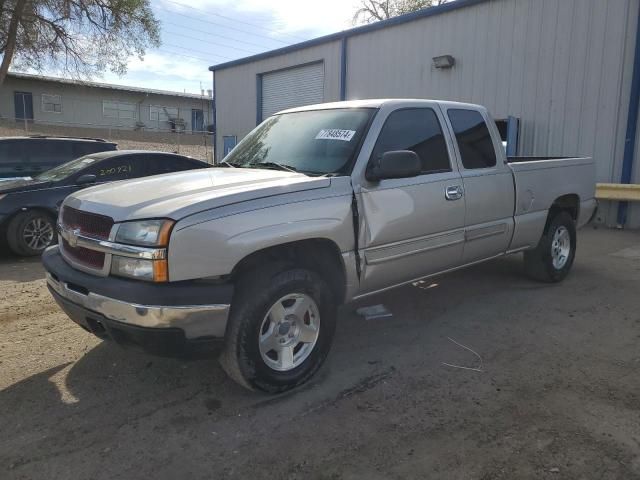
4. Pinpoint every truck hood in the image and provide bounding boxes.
[64,168,332,222]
